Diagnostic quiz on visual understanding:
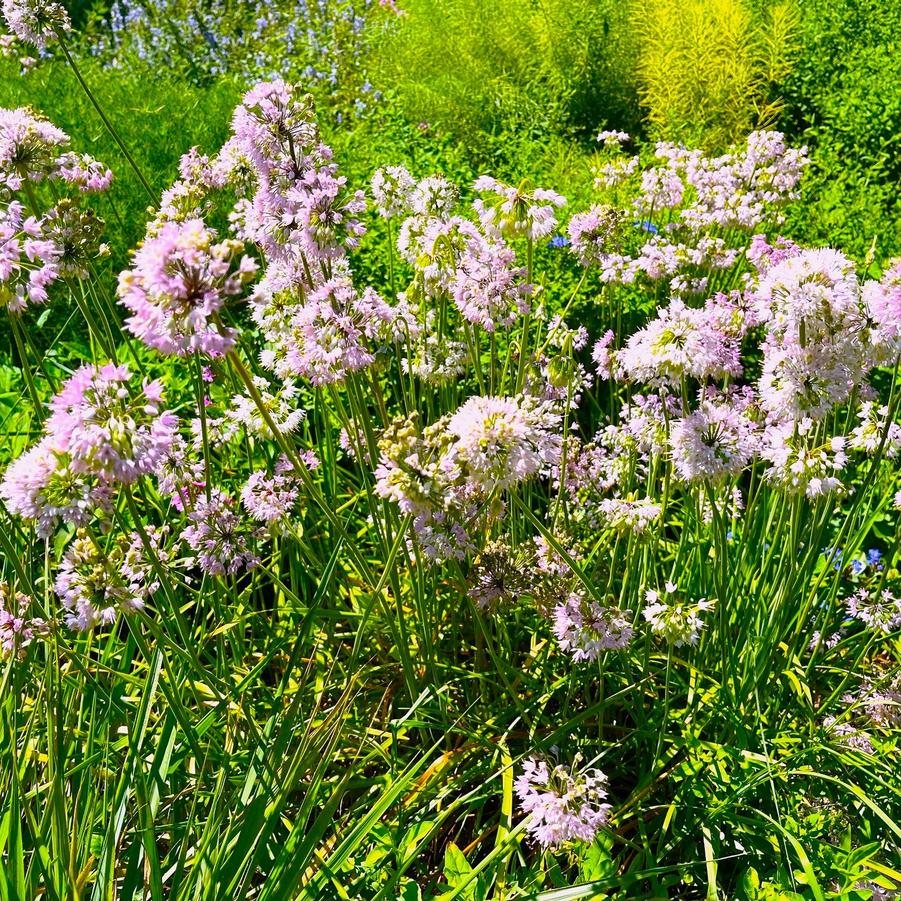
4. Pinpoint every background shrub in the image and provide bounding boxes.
[368,0,641,162]
[780,0,901,259]
[632,0,799,149]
